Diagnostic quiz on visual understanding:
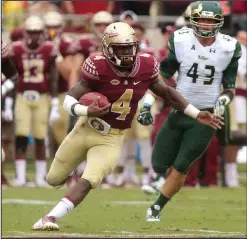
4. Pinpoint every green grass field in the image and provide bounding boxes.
[2,162,247,238]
